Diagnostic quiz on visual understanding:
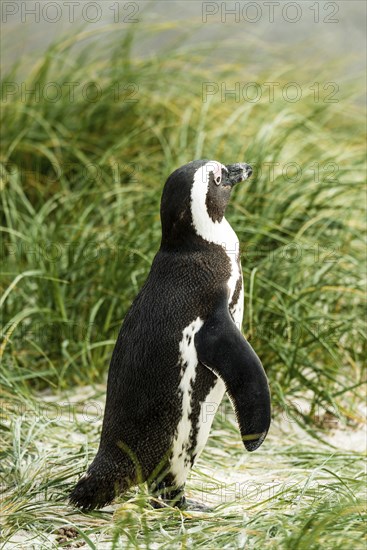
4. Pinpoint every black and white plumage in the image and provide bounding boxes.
[69,159,271,510]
